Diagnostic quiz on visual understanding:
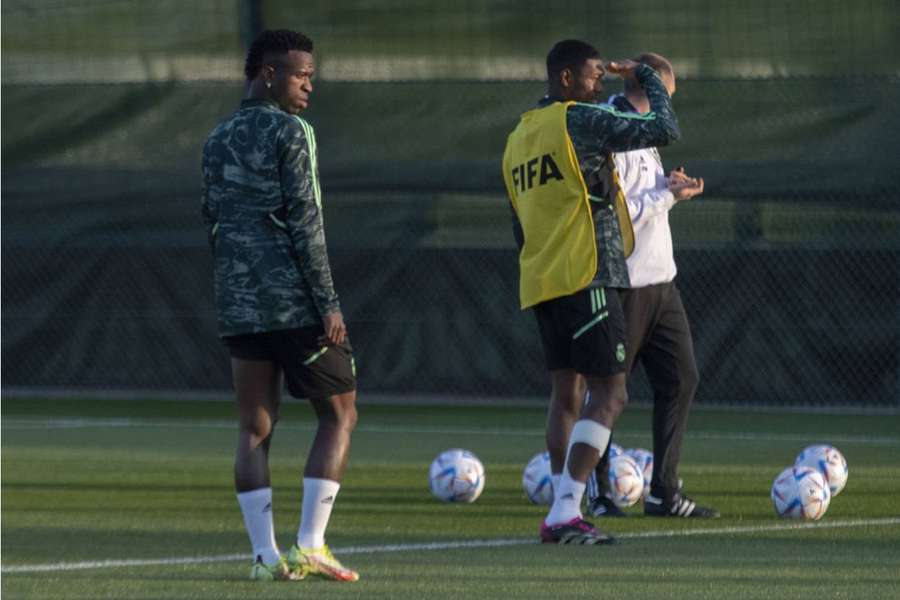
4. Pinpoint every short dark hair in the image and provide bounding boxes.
[244,29,314,80]
[546,39,600,79]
